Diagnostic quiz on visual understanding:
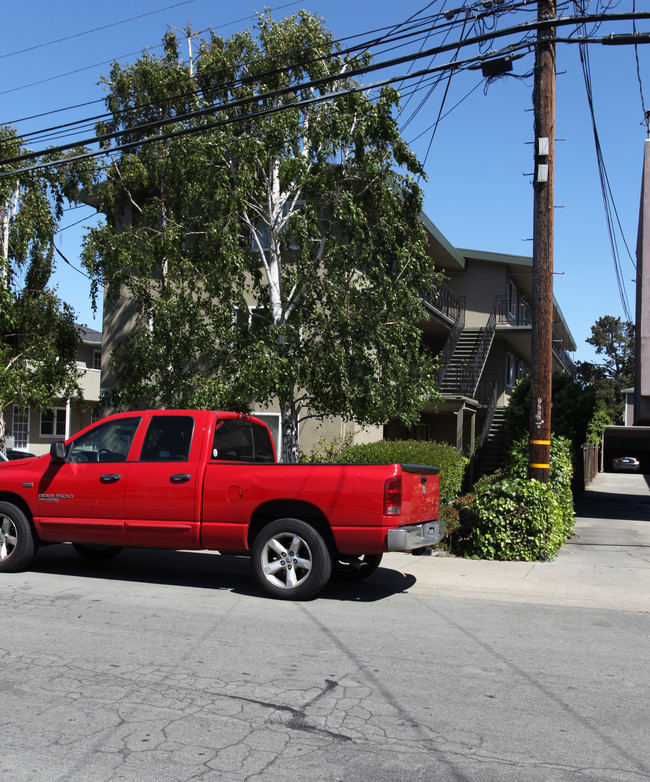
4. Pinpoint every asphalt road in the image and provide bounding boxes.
[3,472,649,782]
